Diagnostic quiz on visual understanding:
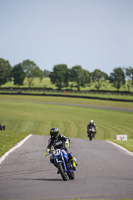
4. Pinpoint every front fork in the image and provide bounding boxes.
[55,152,67,172]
